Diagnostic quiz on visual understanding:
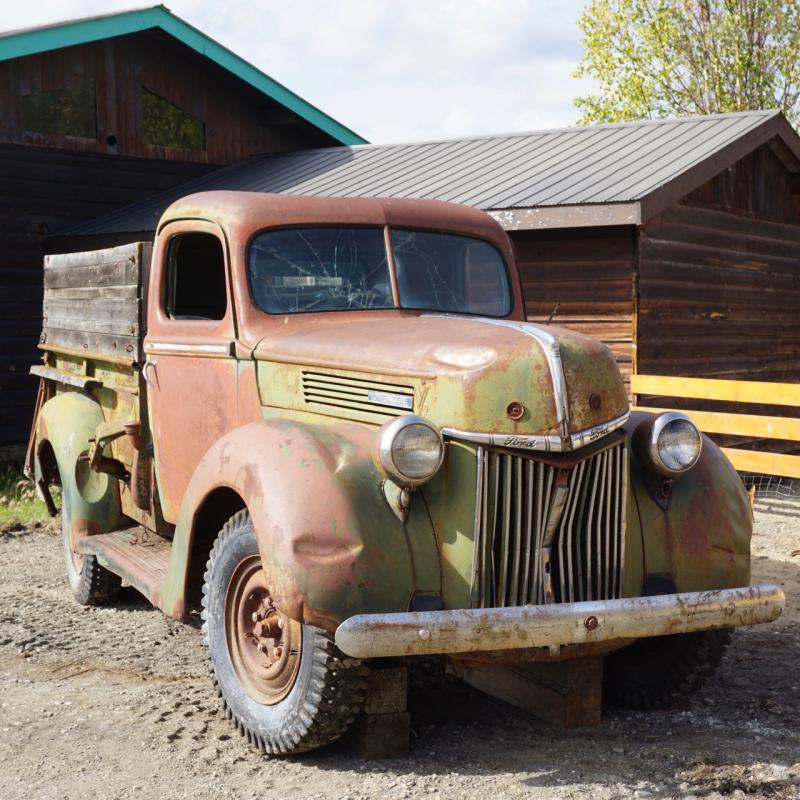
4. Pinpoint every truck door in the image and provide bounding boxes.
[143,221,238,524]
